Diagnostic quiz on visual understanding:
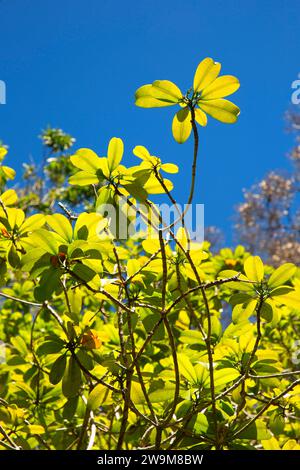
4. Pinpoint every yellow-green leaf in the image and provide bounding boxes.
[148,382,175,403]
[49,354,67,385]
[244,256,264,282]
[46,214,73,243]
[193,57,221,93]
[160,163,179,174]
[133,145,151,161]
[201,75,240,99]
[30,229,61,255]
[27,425,45,435]
[177,353,197,384]
[69,171,99,186]
[70,148,103,172]
[2,166,16,180]
[19,214,45,234]
[213,368,240,388]
[87,383,112,410]
[151,80,182,103]
[135,84,171,108]
[0,189,18,206]
[7,208,25,229]
[130,380,146,405]
[107,137,124,172]
[194,108,207,126]
[144,176,173,194]
[0,147,8,160]
[62,356,82,398]
[198,99,240,124]
[172,107,192,144]
[268,263,297,288]
[273,290,300,310]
